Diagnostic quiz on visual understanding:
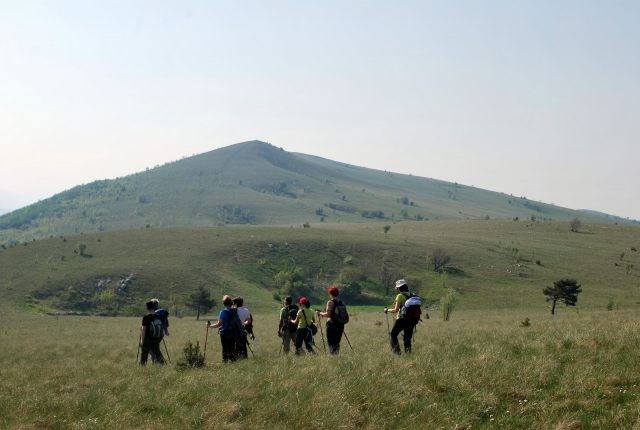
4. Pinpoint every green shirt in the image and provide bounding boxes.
[394,293,409,320]
[297,308,315,329]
